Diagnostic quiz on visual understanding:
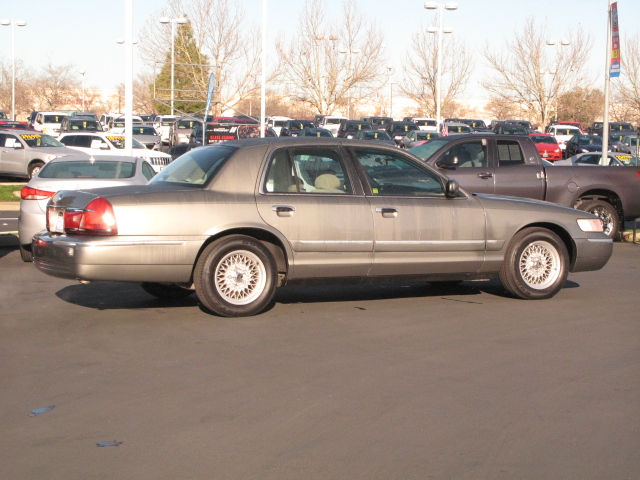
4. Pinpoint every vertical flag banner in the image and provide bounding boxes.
[609,2,620,78]
[203,73,215,144]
